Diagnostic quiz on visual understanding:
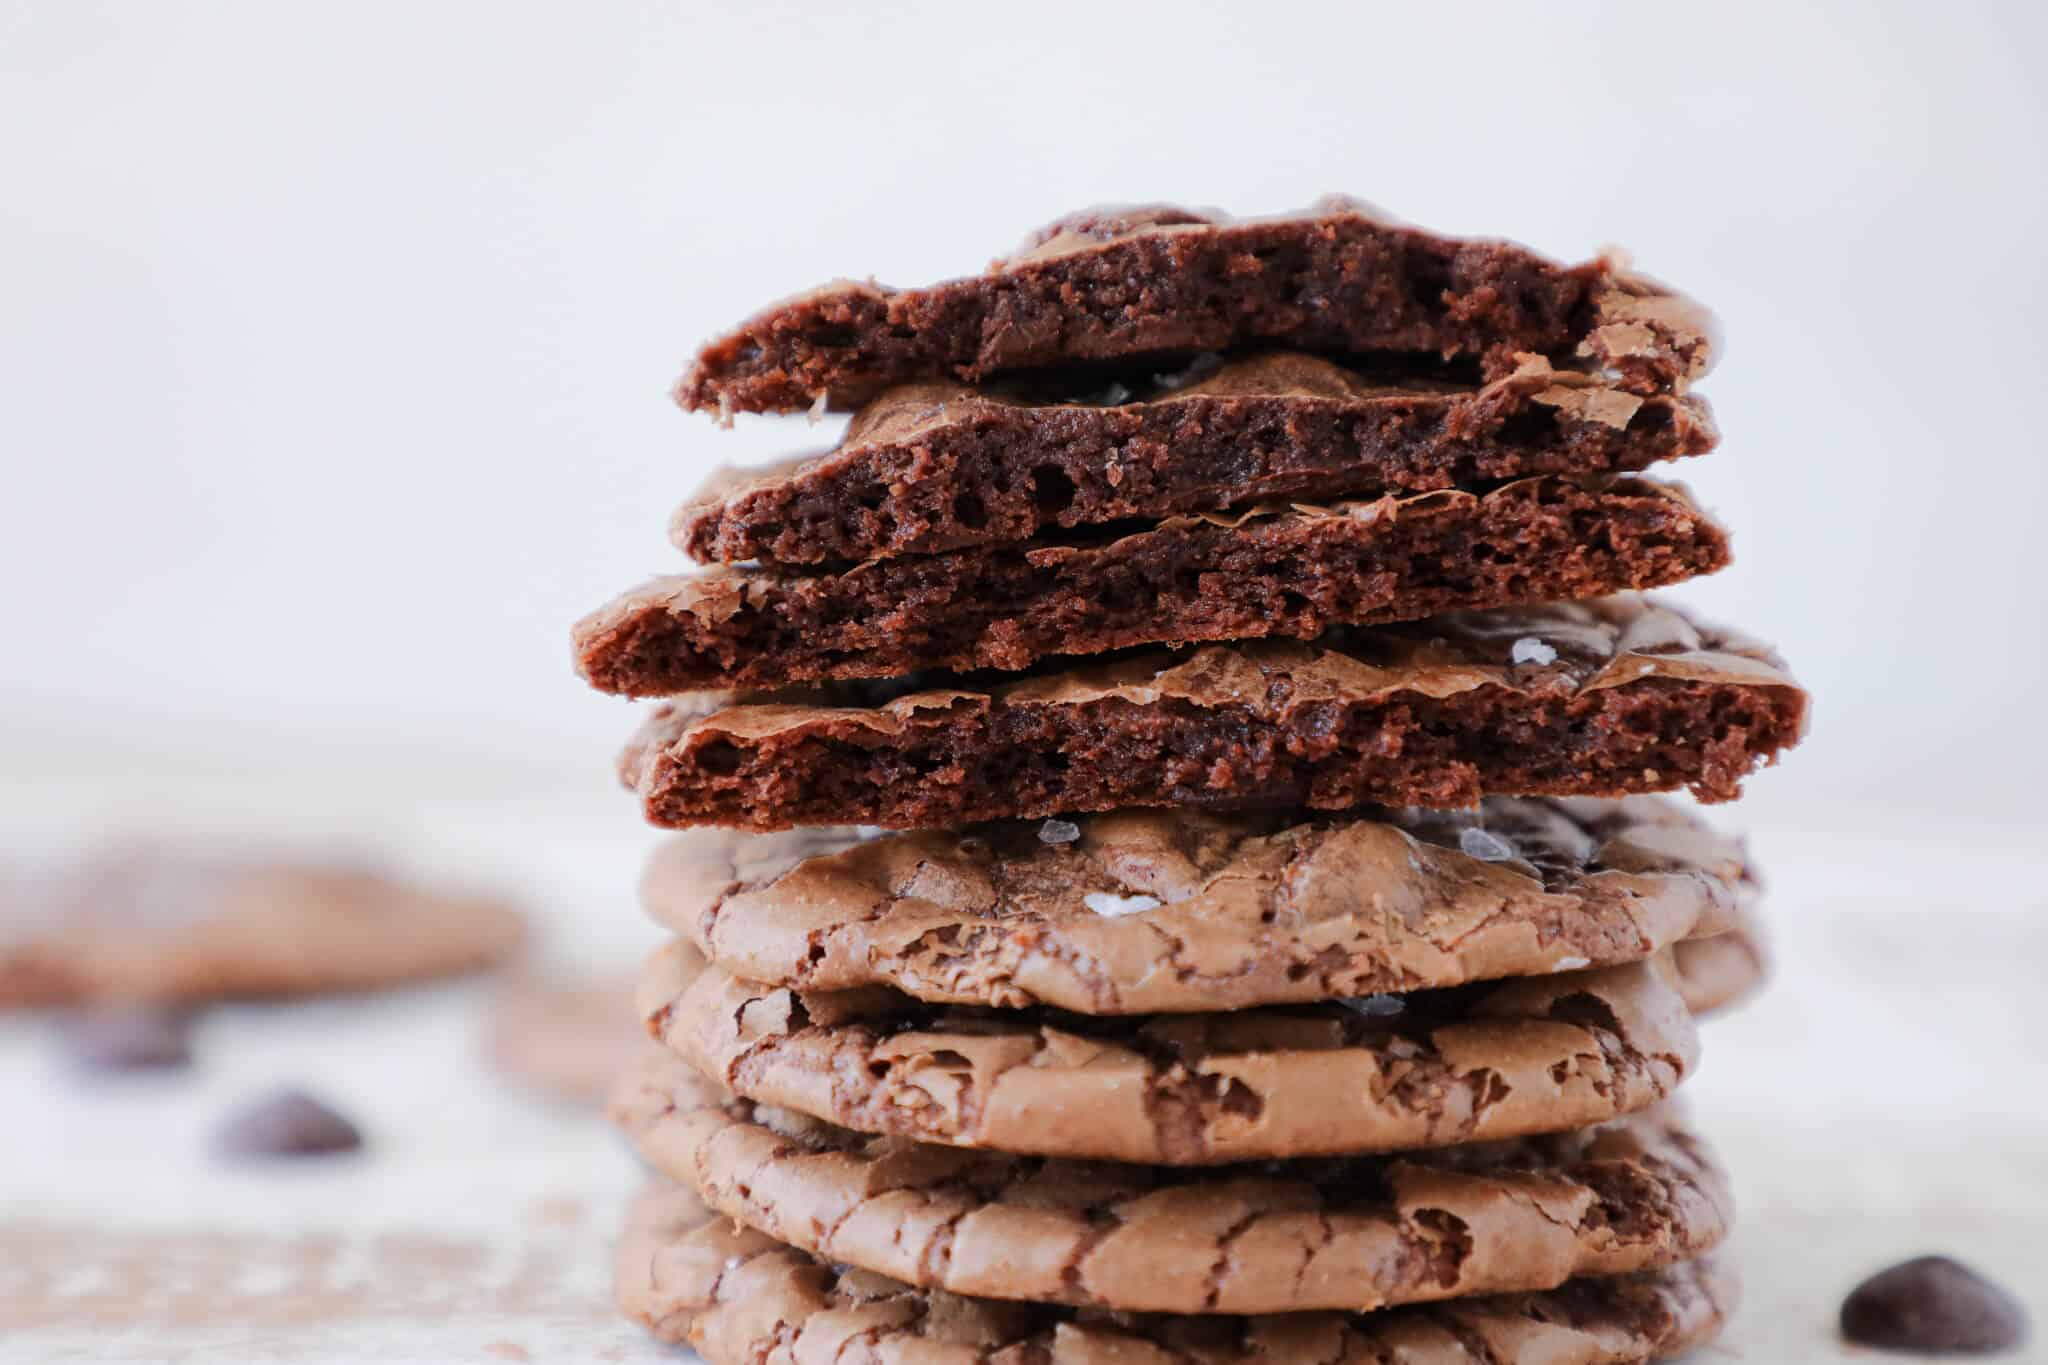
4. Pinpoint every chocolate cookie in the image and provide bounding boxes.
[582,477,1730,693]
[614,1052,1731,1315]
[1,846,525,1007]
[617,1183,1736,1365]
[674,199,1716,416]
[639,796,1755,1014]
[620,595,1807,830]
[1670,907,1769,1018]
[675,354,1717,567]
[483,945,704,1107]
[641,948,1697,1164]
